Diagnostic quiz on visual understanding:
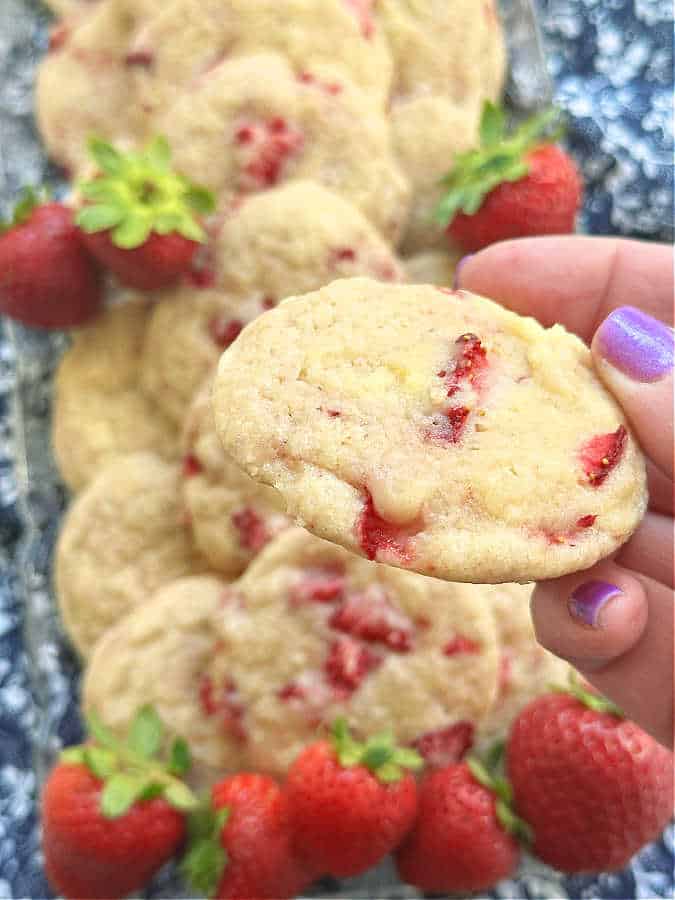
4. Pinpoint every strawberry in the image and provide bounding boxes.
[0,188,103,329]
[286,718,422,878]
[181,773,311,899]
[507,680,674,874]
[436,102,582,252]
[395,755,526,893]
[76,136,214,290]
[42,706,197,899]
